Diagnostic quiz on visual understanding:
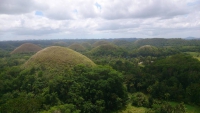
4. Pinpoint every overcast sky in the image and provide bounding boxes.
[0,0,200,40]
